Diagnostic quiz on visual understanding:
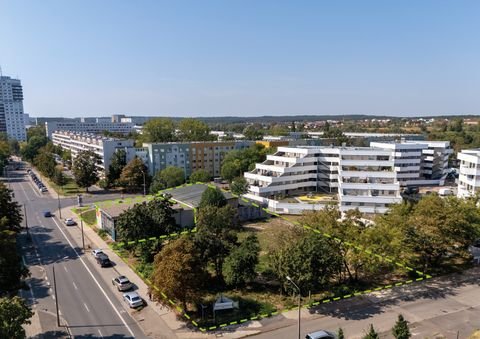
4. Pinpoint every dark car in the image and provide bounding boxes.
[403,186,419,195]
[96,253,111,267]
[43,211,52,217]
